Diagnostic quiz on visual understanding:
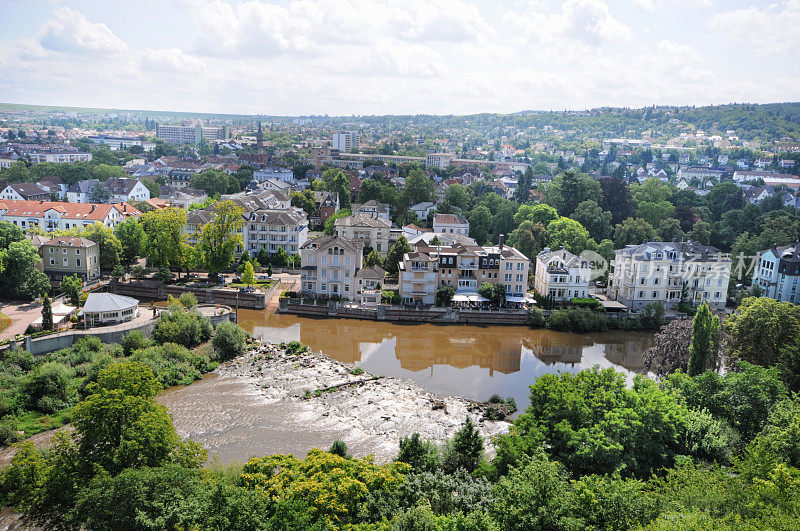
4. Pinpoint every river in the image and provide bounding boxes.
[235,310,655,412]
